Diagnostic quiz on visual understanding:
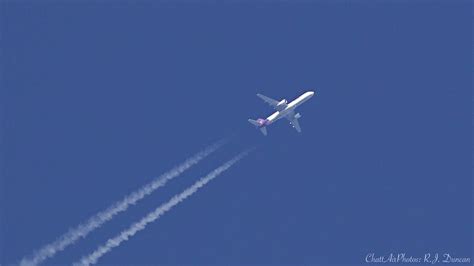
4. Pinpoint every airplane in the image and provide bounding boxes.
[248,91,315,136]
